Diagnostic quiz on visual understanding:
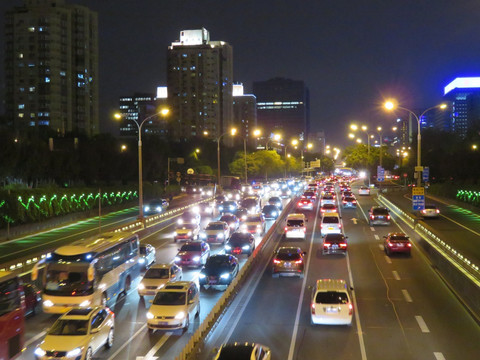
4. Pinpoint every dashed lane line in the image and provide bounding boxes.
[402,289,413,303]
[415,315,430,333]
